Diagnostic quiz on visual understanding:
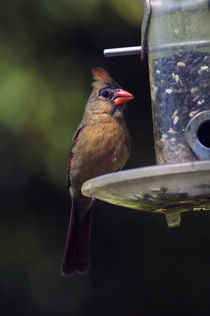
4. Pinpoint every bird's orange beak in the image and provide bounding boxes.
[113,89,134,106]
